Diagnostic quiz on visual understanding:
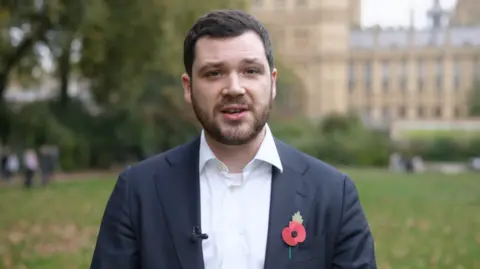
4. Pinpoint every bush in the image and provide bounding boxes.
[271,114,392,167]
[398,136,479,162]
